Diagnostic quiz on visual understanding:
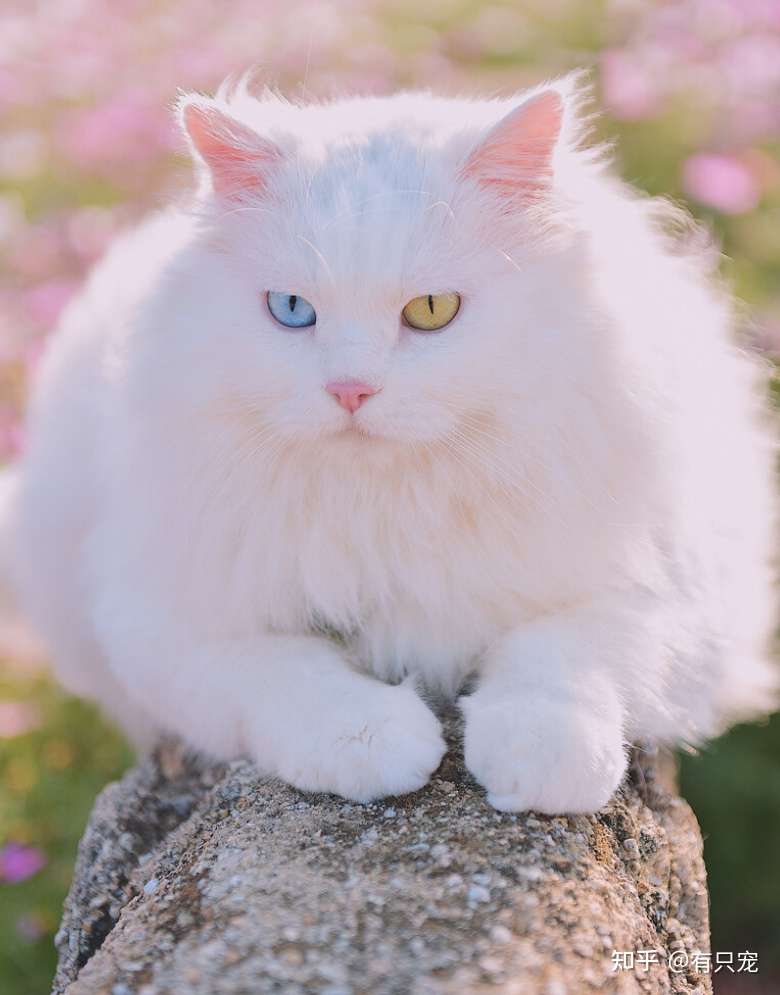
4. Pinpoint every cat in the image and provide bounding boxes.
[1,74,776,814]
